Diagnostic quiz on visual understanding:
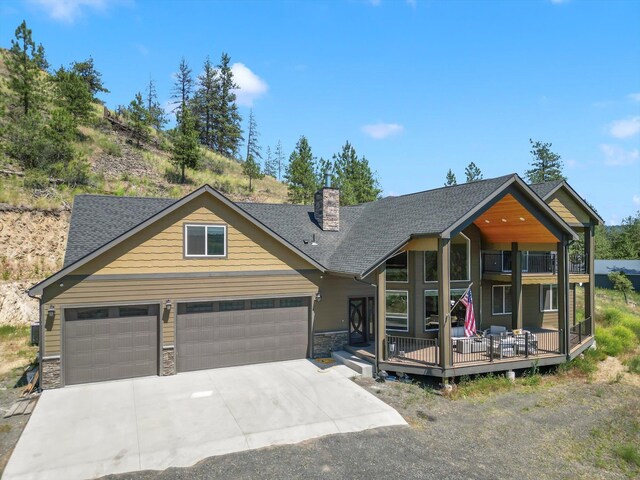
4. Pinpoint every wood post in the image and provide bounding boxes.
[438,237,452,369]
[585,223,596,336]
[376,266,387,365]
[557,239,570,355]
[511,242,523,330]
